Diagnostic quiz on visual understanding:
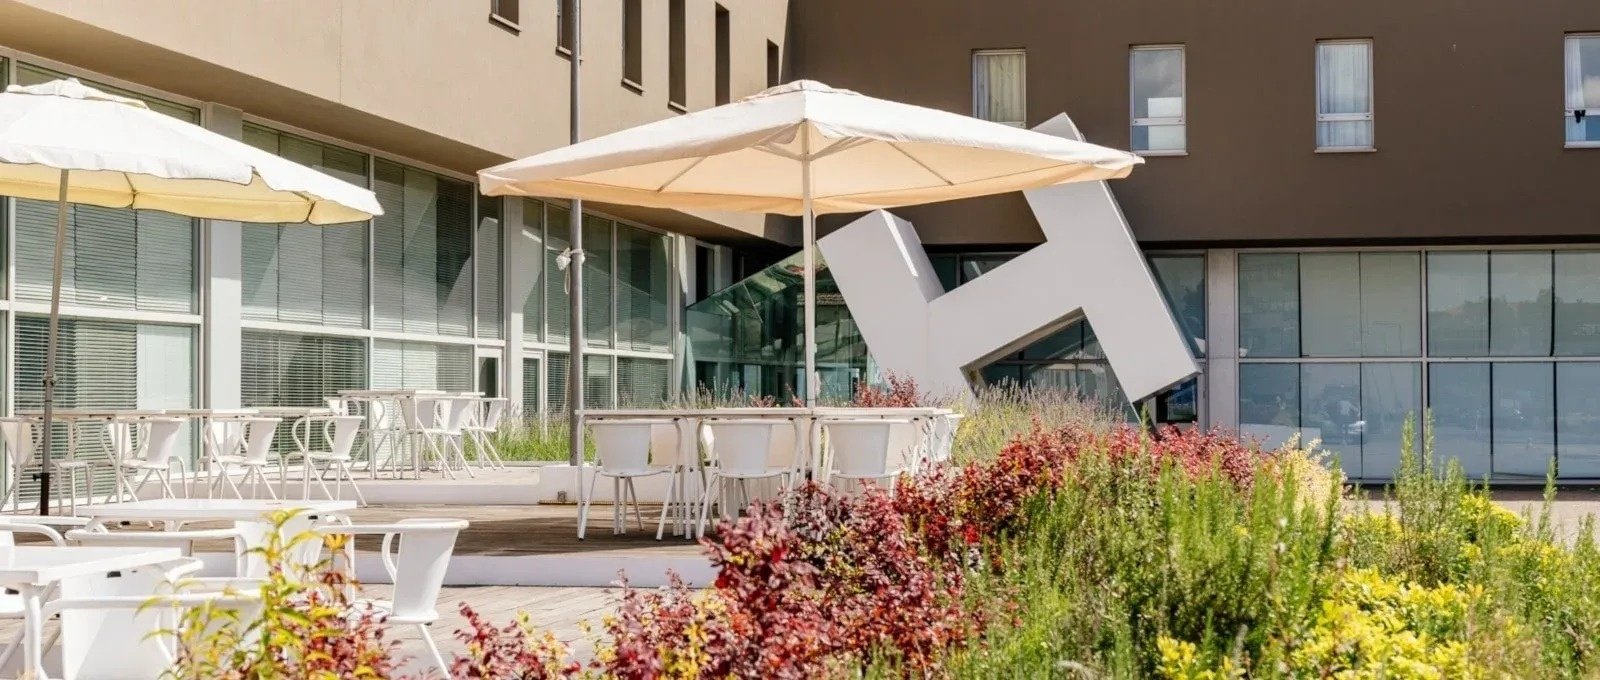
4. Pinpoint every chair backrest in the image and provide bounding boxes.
[0,417,35,470]
[202,419,245,462]
[103,419,135,463]
[320,519,466,624]
[139,418,187,466]
[400,395,440,431]
[0,517,65,547]
[325,397,348,415]
[442,397,475,434]
[704,419,780,476]
[320,415,365,457]
[240,417,283,465]
[590,420,669,473]
[824,419,911,477]
[930,413,965,464]
[481,398,509,431]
